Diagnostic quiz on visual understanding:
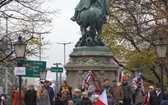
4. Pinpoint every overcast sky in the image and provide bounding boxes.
[39,0,80,80]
